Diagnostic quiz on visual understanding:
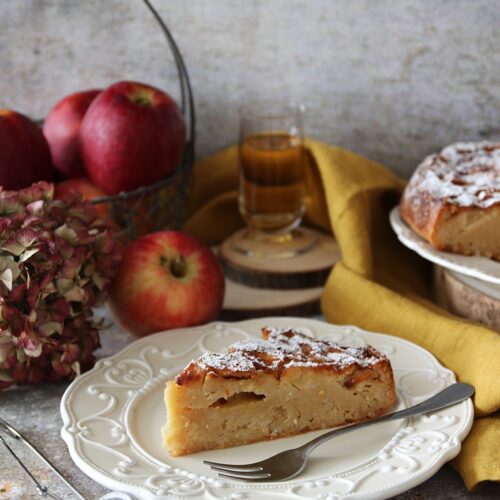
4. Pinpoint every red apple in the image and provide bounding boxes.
[54,177,109,221]
[43,89,101,178]
[0,109,54,189]
[80,81,186,195]
[109,231,225,336]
